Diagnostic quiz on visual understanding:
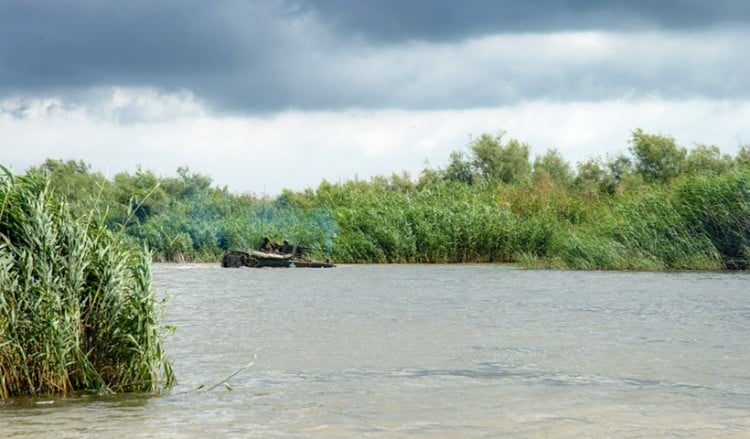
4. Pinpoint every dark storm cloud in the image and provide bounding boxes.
[1,0,750,114]
[0,1,272,91]
[298,0,750,42]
